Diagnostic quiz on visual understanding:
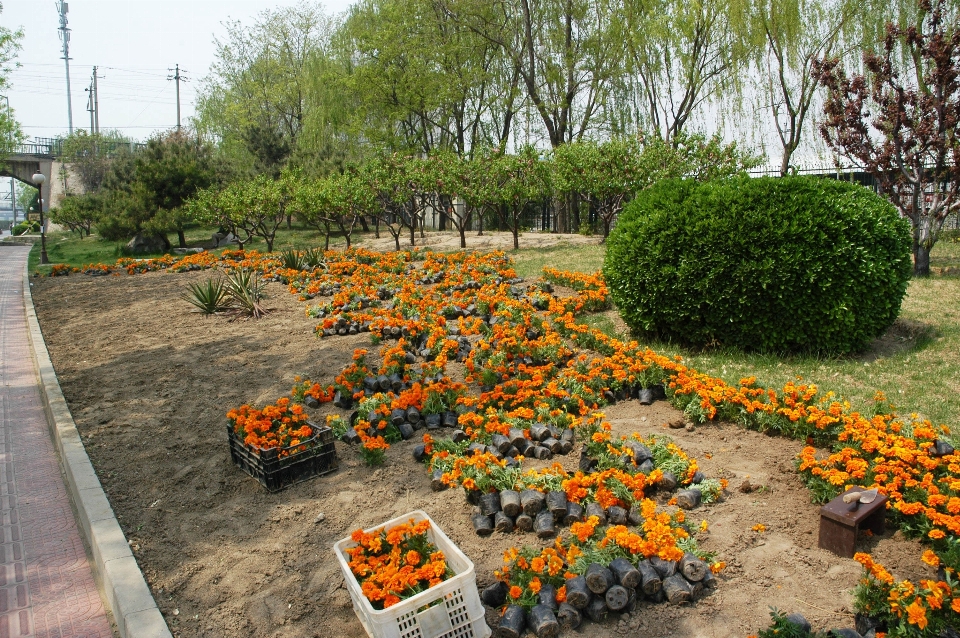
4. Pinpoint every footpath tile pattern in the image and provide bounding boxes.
[0,247,113,638]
